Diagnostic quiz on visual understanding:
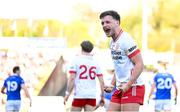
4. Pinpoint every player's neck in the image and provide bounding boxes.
[158,69,167,73]
[112,28,123,42]
[81,51,93,56]
[12,73,19,76]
